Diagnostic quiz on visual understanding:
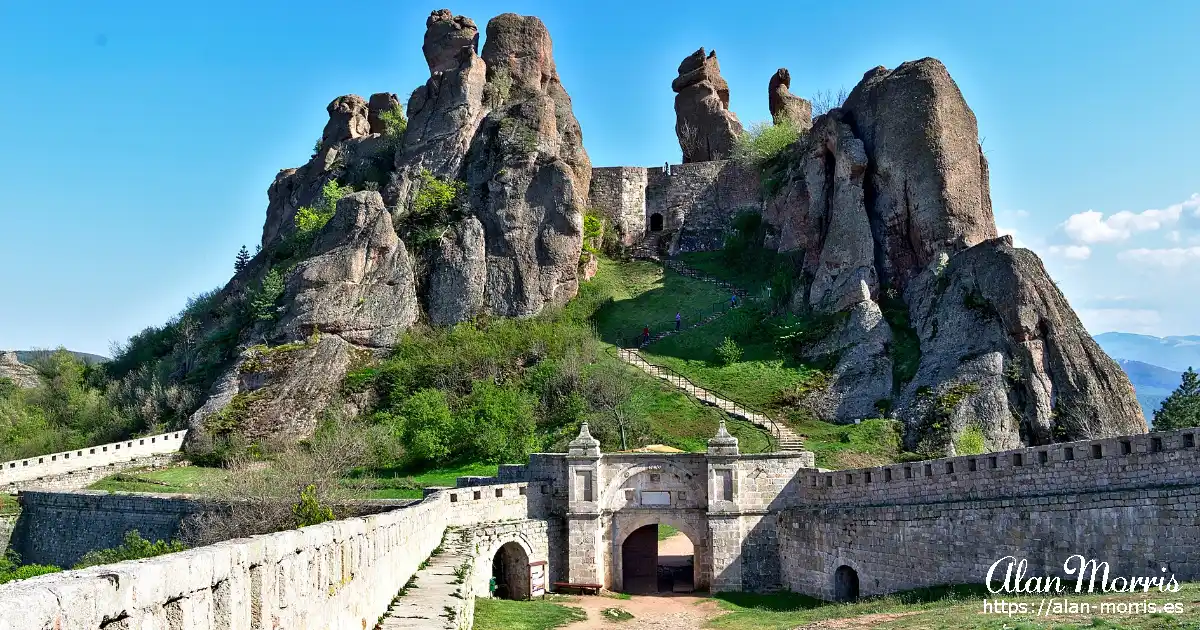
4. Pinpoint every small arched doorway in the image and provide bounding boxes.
[834,565,859,602]
[649,212,664,232]
[621,524,695,594]
[492,542,530,600]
